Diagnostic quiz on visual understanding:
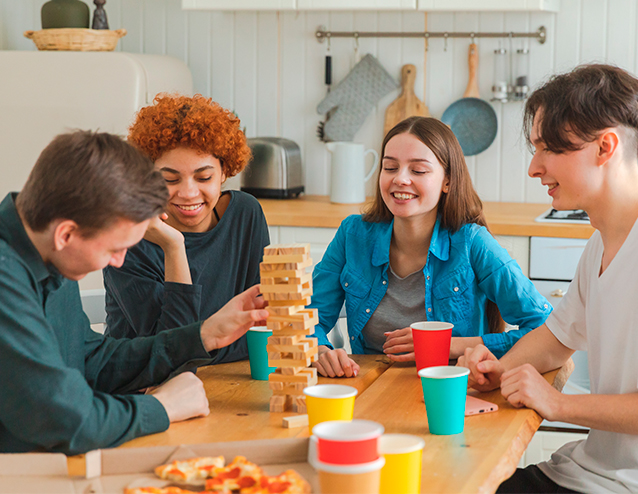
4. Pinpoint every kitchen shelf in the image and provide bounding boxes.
[417,0,560,12]
[182,0,296,10]
[182,0,559,11]
[297,0,417,9]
